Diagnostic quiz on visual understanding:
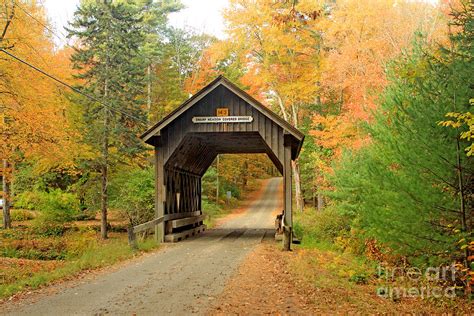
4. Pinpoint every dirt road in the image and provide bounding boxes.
[2,178,282,316]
